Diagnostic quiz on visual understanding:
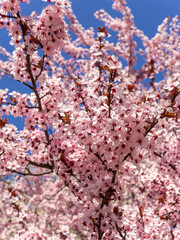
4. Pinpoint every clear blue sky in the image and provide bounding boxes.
[0,0,179,129]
